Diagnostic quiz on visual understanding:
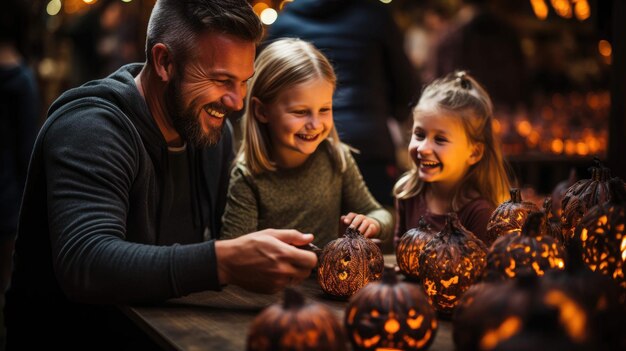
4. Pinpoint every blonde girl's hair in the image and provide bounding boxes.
[393,71,512,209]
[238,38,347,175]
